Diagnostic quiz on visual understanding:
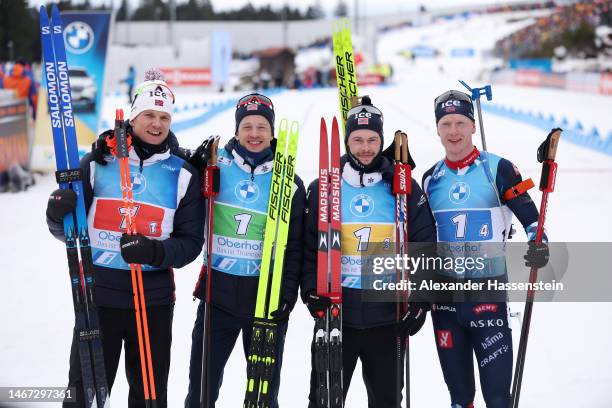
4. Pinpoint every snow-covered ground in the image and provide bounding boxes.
[2,10,612,408]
